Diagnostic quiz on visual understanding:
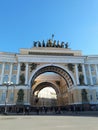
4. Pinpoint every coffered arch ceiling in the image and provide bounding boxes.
[30,64,76,88]
[33,82,60,96]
